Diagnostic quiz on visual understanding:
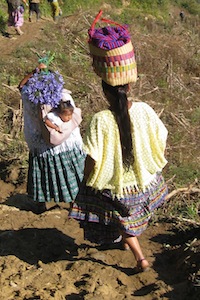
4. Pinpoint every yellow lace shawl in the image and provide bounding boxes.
[83,102,168,197]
